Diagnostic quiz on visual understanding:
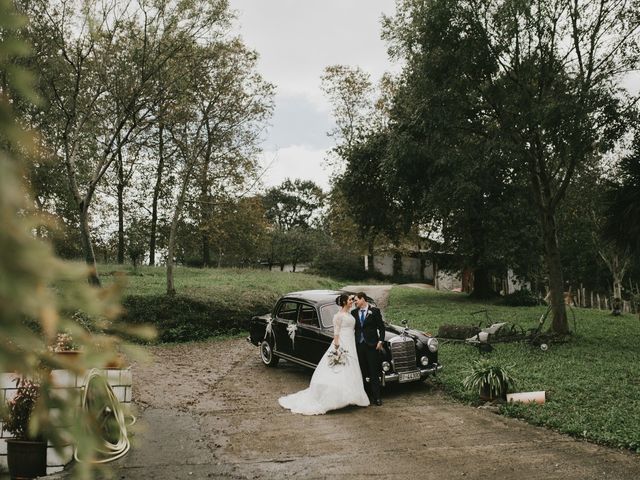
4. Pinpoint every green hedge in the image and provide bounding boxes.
[120,294,275,343]
[122,295,276,342]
